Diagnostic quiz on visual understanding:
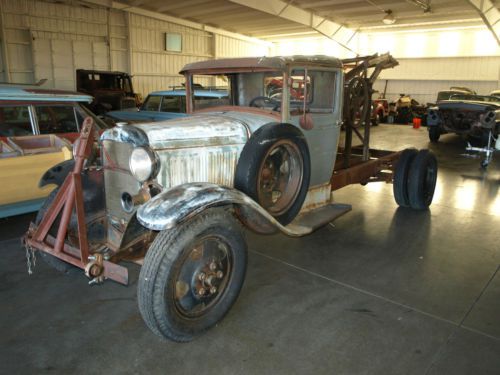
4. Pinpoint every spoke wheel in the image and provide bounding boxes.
[234,123,310,225]
[256,140,303,216]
